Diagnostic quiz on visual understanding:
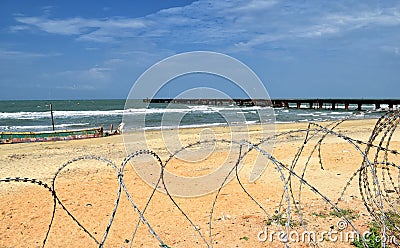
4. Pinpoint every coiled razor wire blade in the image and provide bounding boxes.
[1,110,400,248]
